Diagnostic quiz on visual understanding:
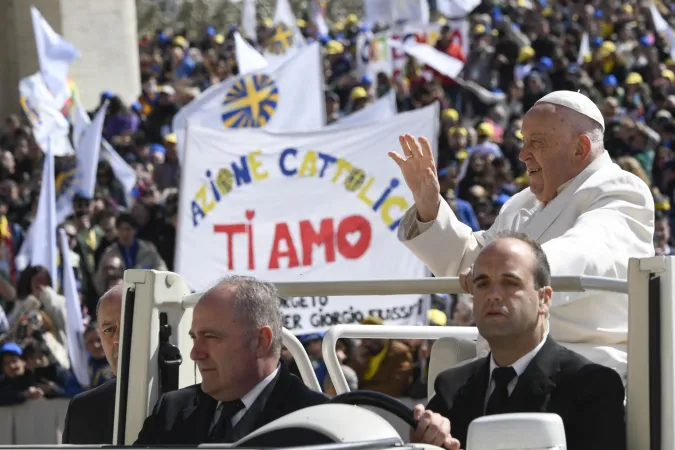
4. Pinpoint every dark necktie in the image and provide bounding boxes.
[207,399,245,443]
[485,366,517,415]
